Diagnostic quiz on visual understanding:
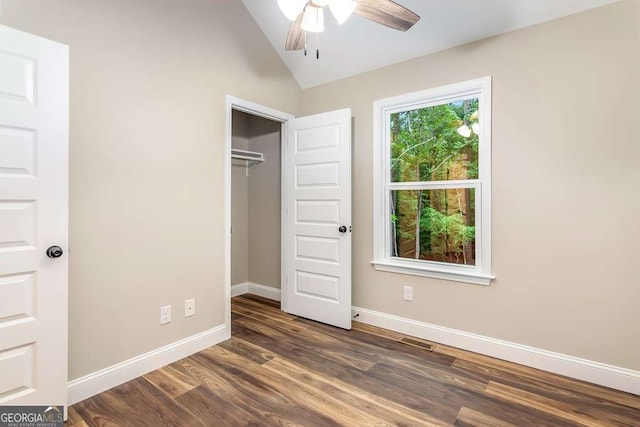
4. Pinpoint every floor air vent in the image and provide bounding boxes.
[400,337,434,351]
